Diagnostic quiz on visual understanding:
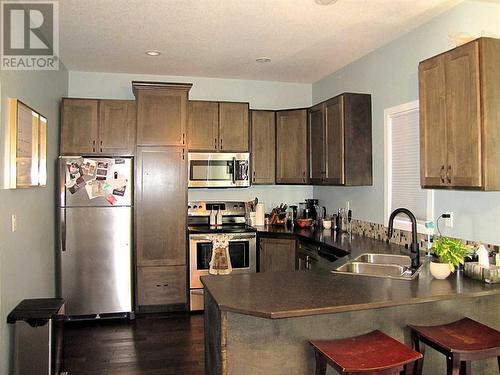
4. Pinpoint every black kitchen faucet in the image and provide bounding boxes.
[387,208,420,269]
